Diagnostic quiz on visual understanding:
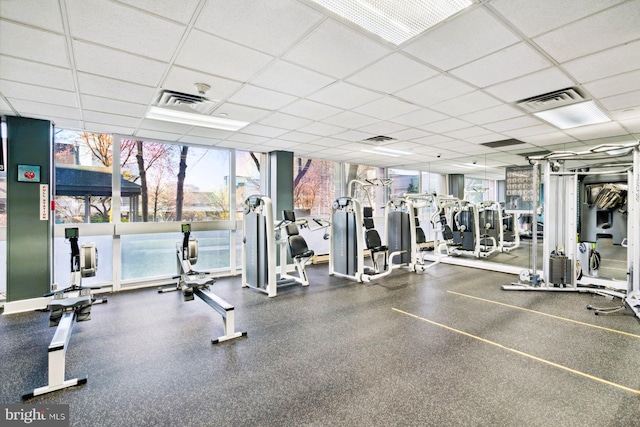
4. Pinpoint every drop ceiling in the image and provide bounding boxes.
[1,0,639,181]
